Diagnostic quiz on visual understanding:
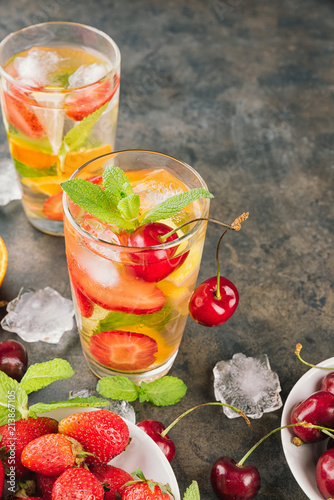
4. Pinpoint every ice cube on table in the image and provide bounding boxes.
[14,48,62,87]
[1,287,74,344]
[0,159,21,206]
[67,63,108,88]
[69,389,136,423]
[213,353,282,419]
